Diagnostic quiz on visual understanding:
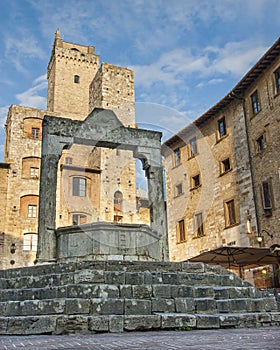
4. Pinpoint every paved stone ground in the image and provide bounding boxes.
[0,327,280,350]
